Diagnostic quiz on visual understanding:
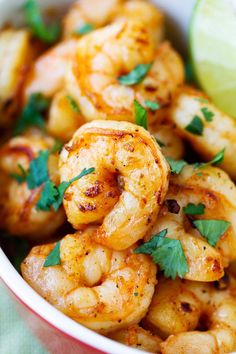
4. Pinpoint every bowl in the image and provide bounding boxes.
[0,1,195,353]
